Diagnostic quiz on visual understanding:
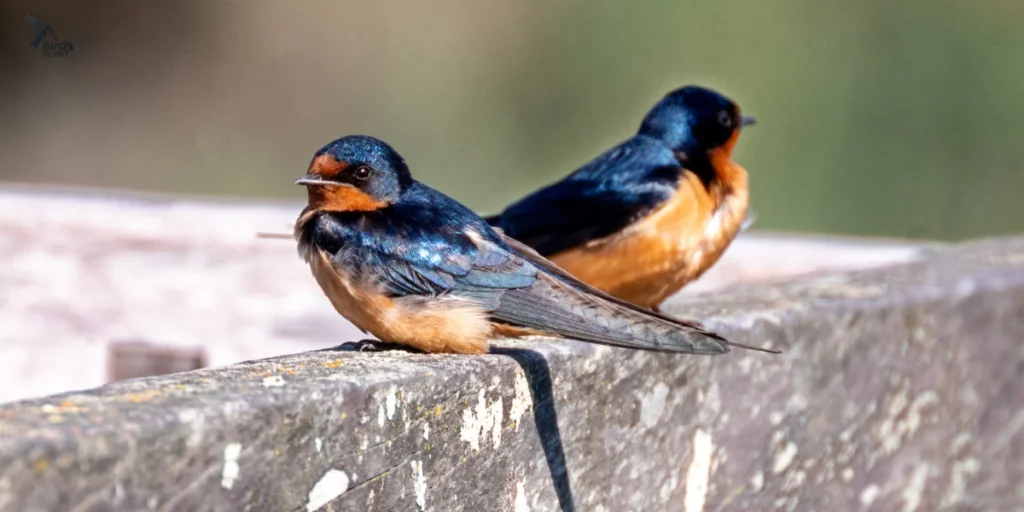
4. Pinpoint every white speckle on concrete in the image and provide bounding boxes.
[768,411,785,425]
[889,385,909,416]
[837,440,856,464]
[385,387,398,420]
[785,393,808,413]
[378,404,386,427]
[841,468,854,482]
[221,443,242,489]
[879,389,939,454]
[684,429,714,512]
[783,470,807,491]
[411,460,427,510]
[262,375,285,387]
[514,481,530,512]
[306,469,349,512]
[509,371,533,431]
[839,424,857,442]
[423,423,430,441]
[772,441,797,474]
[315,437,323,453]
[860,484,880,507]
[901,464,930,512]
[459,390,504,451]
[659,474,680,501]
[951,432,972,454]
[905,391,939,435]
[177,409,205,447]
[640,383,670,428]
[941,457,979,508]
[749,471,764,491]
[177,409,199,422]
